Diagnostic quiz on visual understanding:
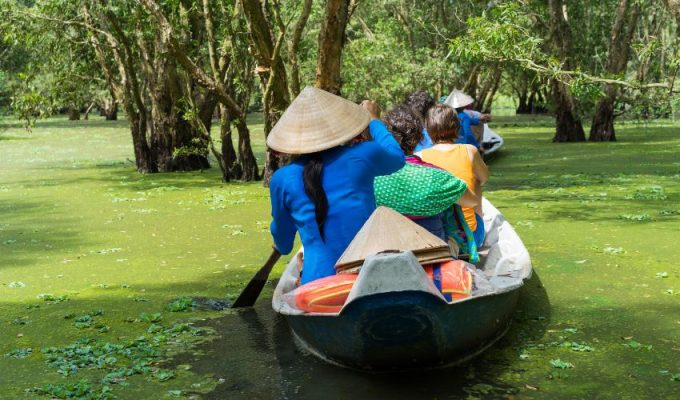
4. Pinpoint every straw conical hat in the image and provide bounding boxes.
[335,206,452,272]
[444,89,474,109]
[266,87,370,154]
